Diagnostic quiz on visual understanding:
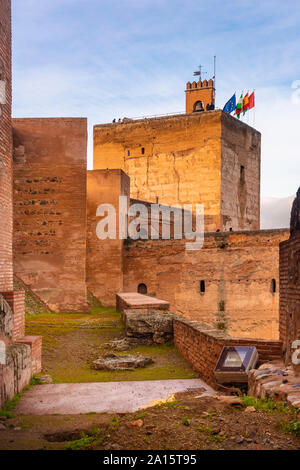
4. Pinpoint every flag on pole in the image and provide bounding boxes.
[235,93,243,118]
[223,94,236,114]
[243,93,249,115]
[193,71,201,76]
[249,91,255,110]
